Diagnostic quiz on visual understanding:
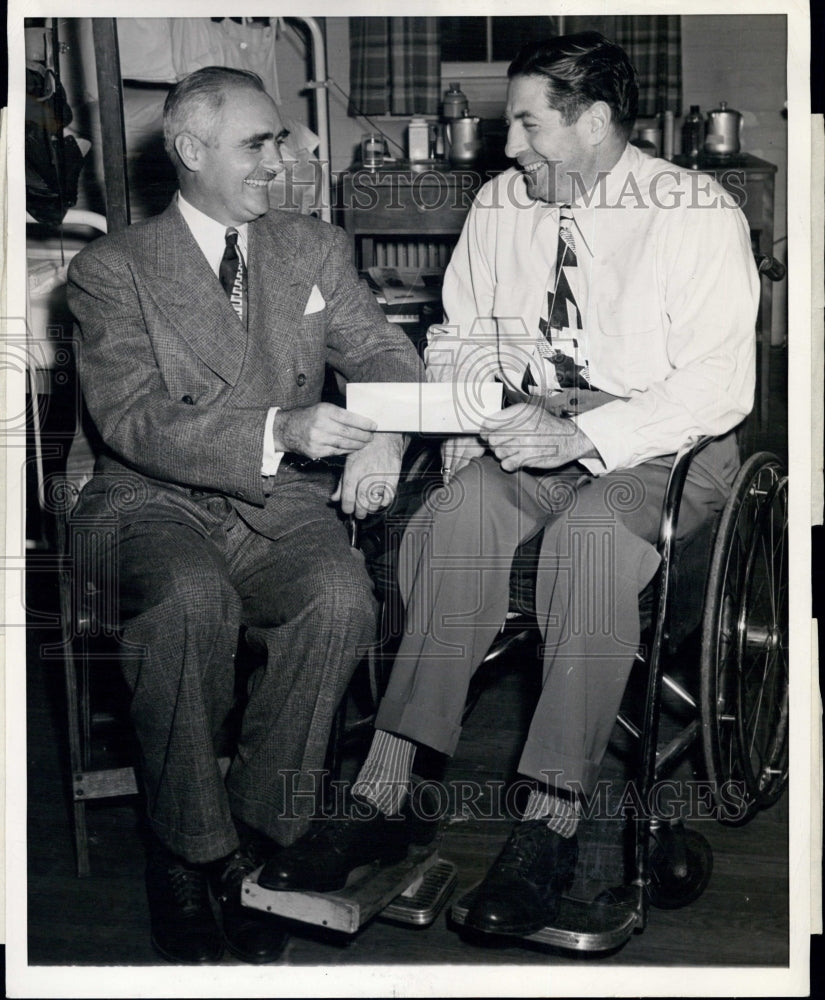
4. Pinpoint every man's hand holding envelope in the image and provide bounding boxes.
[346,382,601,484]
[479,401,598,473]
